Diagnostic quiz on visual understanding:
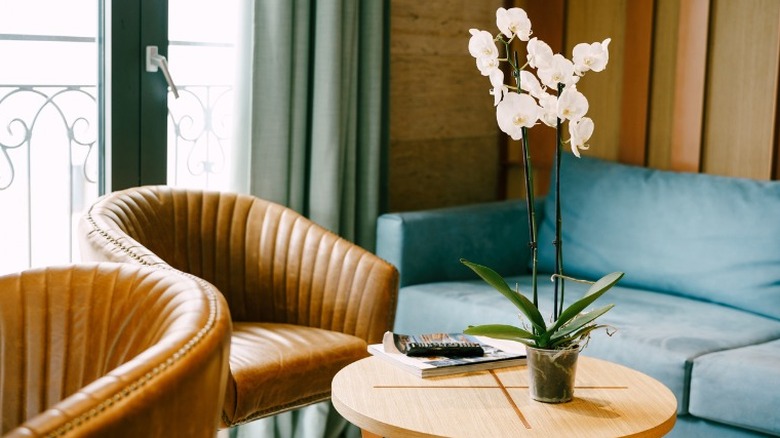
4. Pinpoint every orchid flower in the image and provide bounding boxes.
[496,92,541,140]
[496,7,532,41]
[537,92,558,128]
[520,70,545,99]
[538,54,578,89]
[476,55,501,77]
[557,85,588,122]
[568,117,594,157]
[526,37,554,70]
[468,29,499,60]
[573,38,611,75]
[489,69,508,106]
